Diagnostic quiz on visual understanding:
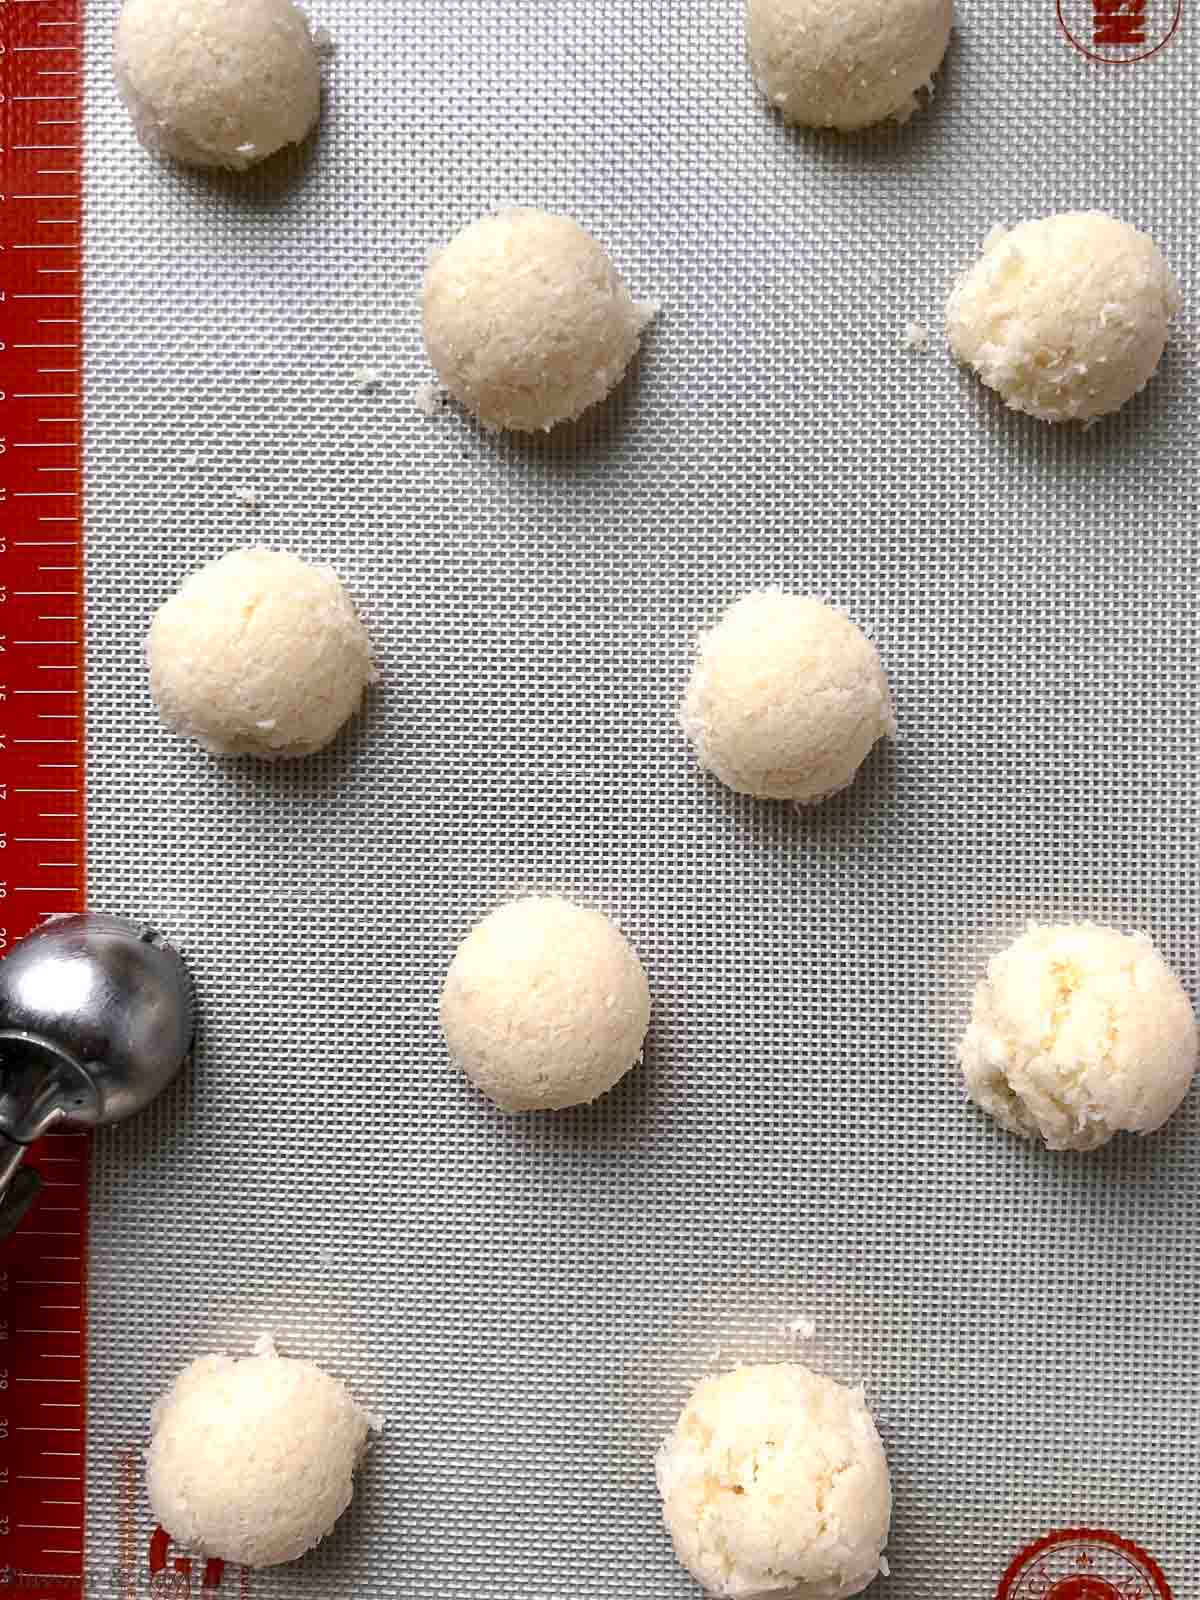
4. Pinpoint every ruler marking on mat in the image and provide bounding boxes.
[0,6,88,1598]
